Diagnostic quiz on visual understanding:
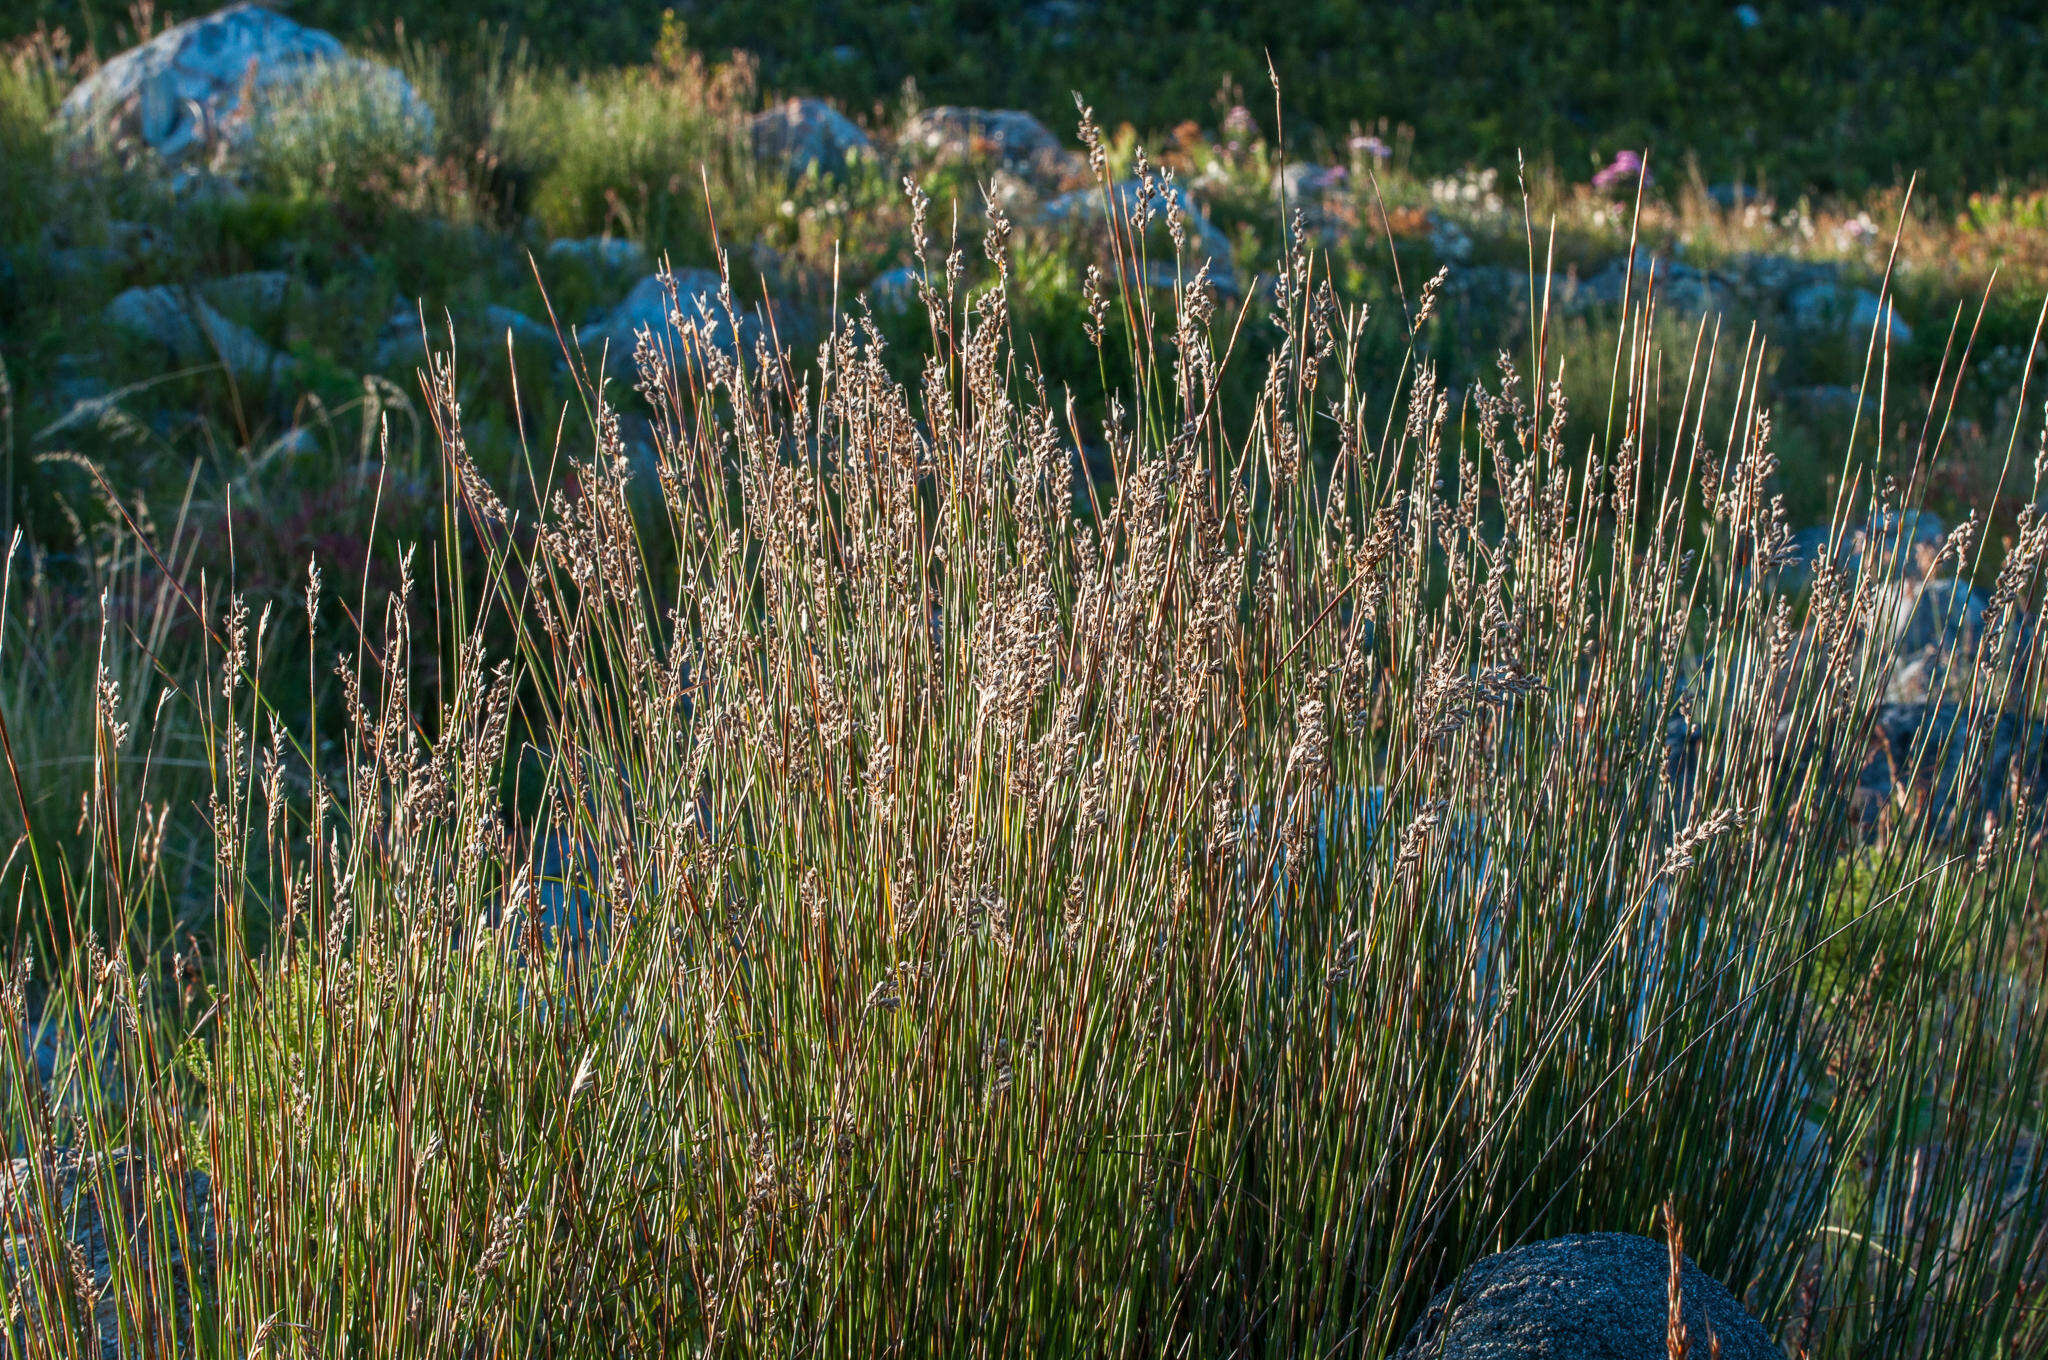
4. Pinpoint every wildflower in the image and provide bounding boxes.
[1592,148,1648,192]
[1349,133,1392,161]
[1833,211,1879,249]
